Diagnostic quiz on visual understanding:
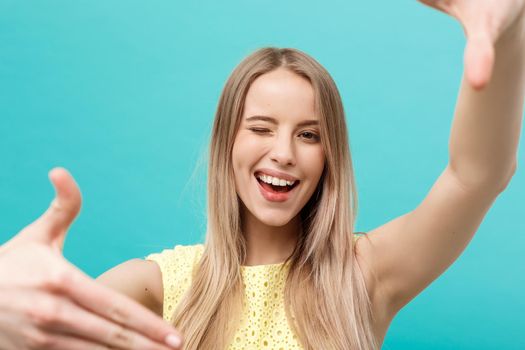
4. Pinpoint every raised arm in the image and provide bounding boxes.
[355,2,525,321]
[450,13,524,189]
